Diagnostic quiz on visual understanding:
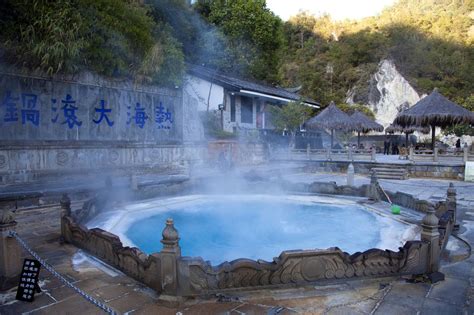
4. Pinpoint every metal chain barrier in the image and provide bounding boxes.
[9,230,117,315]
